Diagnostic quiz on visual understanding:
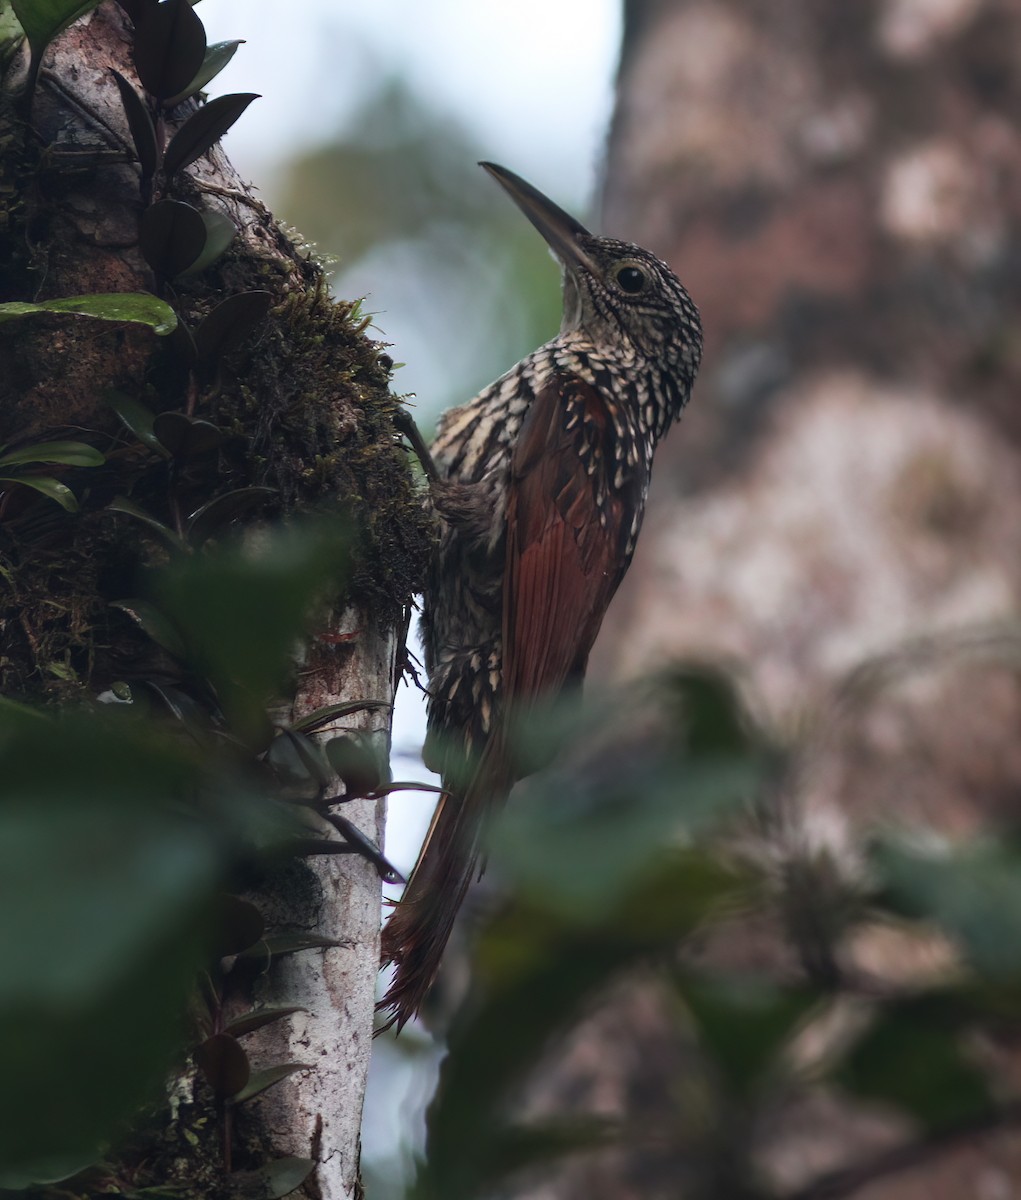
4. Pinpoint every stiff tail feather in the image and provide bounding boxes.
[378,738,512,1032]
